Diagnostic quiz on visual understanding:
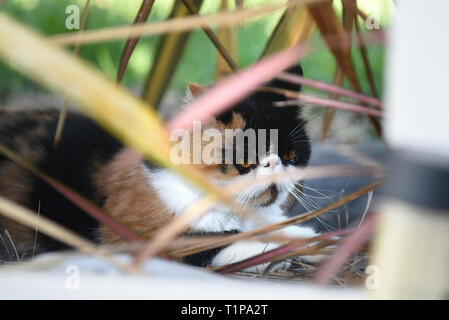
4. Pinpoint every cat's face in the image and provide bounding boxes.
[185,65,311,209]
